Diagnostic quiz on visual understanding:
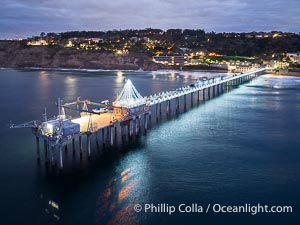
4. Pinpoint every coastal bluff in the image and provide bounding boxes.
[0,40,167,70]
